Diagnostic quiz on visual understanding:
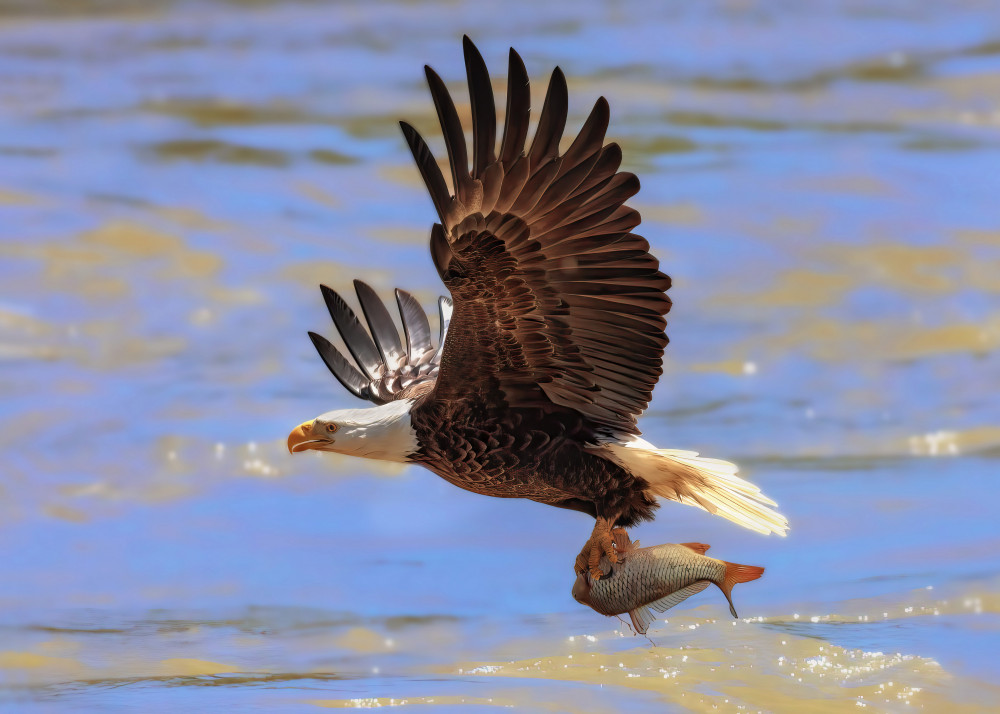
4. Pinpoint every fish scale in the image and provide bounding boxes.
[572,541,764,635]
[589,546,724,613]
